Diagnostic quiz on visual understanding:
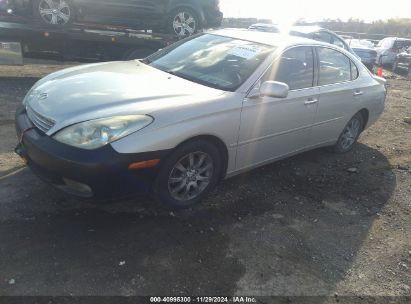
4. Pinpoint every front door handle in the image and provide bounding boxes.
[304,98,318,105]
[353,91,364,96]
